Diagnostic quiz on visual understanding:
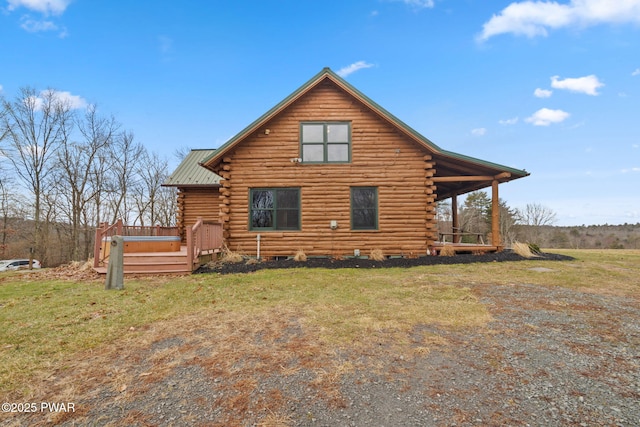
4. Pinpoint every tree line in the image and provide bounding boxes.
[437,191,640,249]
[0,87,176,266]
